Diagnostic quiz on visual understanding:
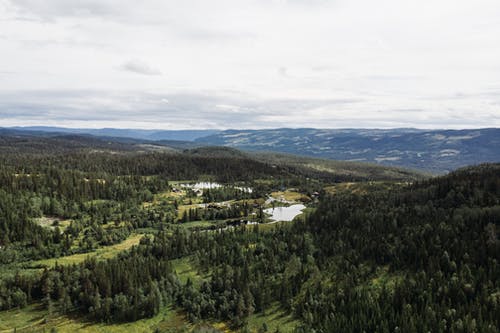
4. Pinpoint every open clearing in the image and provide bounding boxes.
[32,233,145,268]
[270,190,310,203]
[246,303,300,333]
[0,304,193,333]
[0,302,297,333]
